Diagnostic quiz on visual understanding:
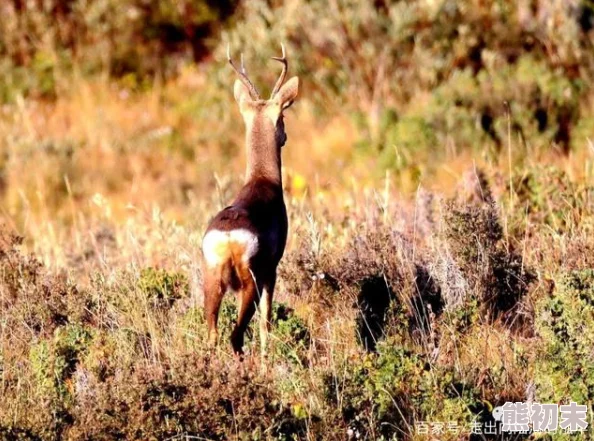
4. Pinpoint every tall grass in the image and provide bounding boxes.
[0,0,593,439]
